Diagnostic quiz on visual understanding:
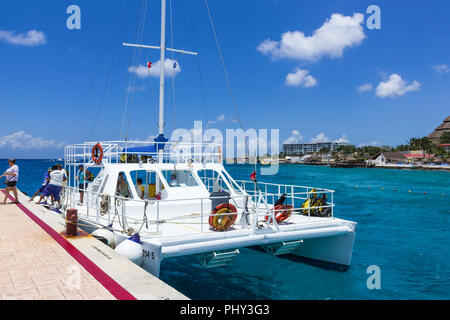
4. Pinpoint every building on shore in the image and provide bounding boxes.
[368,152,409,165]
[368,151,436,165]
[428,116,450,145]
[282,141,347,155]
